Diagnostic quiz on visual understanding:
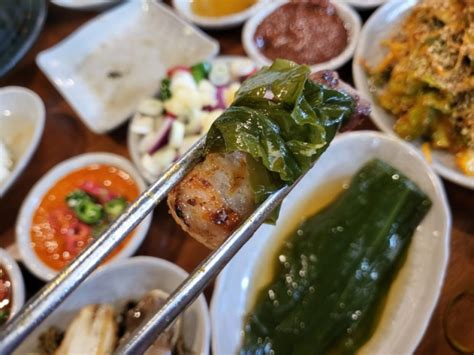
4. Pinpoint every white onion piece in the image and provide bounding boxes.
[209,62,230,86]
[130,113,155,135]
[169,121,185,148]
[137,98,163,117]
